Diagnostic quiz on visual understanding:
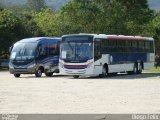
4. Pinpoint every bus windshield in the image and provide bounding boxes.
[10,42,37,60]
[60,42,93,62]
